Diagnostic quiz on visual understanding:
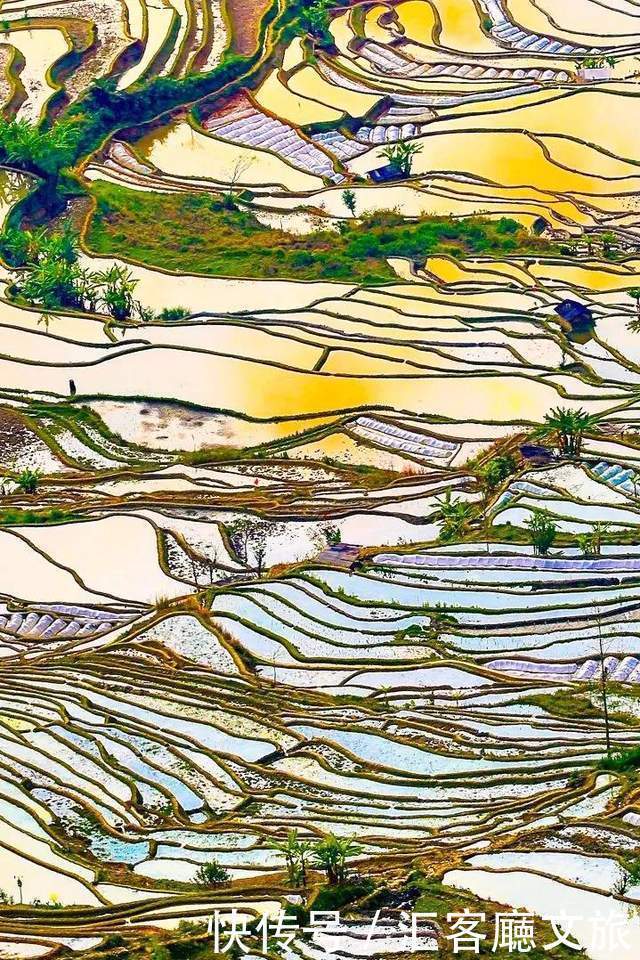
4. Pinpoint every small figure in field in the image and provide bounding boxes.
[69,379,76,396]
